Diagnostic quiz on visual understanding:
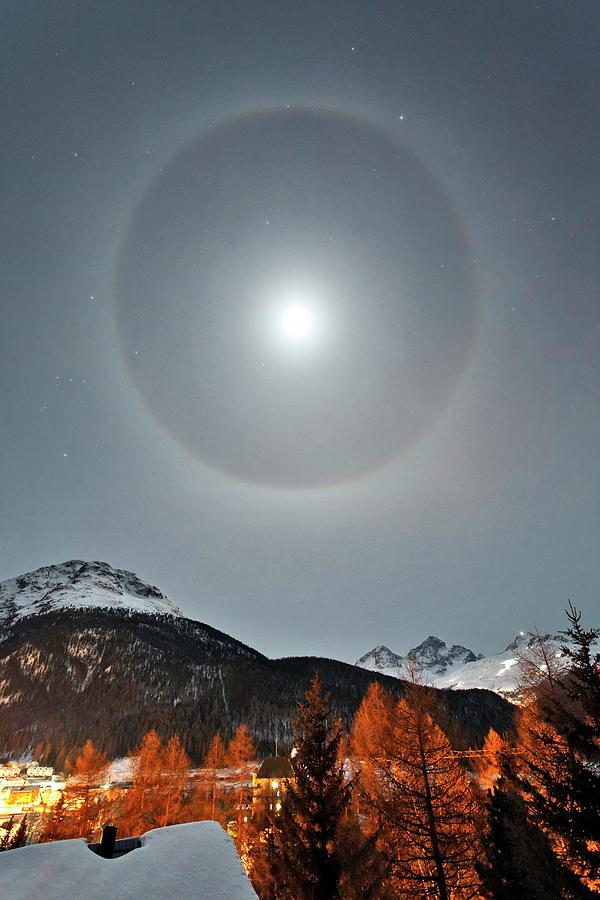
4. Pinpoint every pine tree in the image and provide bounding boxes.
[336,811,388,900]
[0,815,28,852]
[0,816,15,851]
[227,724,256,845]
[477,773,592,900]
[273,671,351,900]
[511,606,600,890]
[7,815,28,850]
[352,681,481,899]
[559,602,600,755]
